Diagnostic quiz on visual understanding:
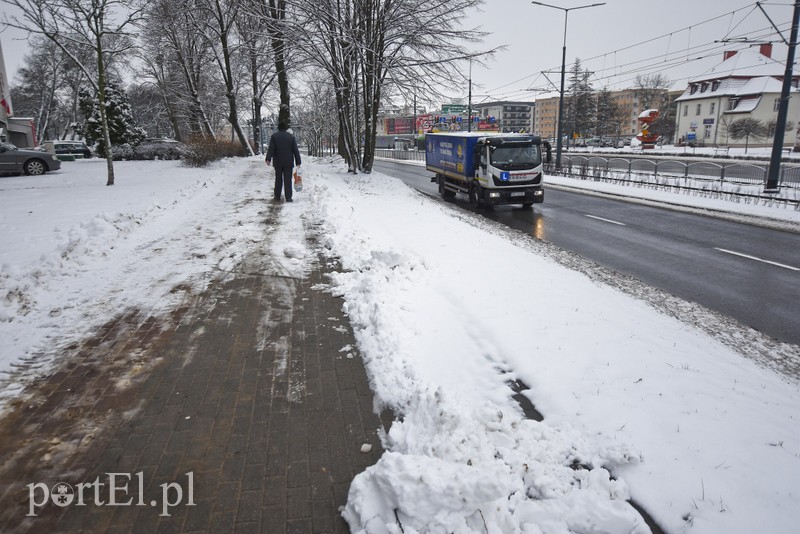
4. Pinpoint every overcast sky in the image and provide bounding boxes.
[456,0,794,107]
[1,1,795,111]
